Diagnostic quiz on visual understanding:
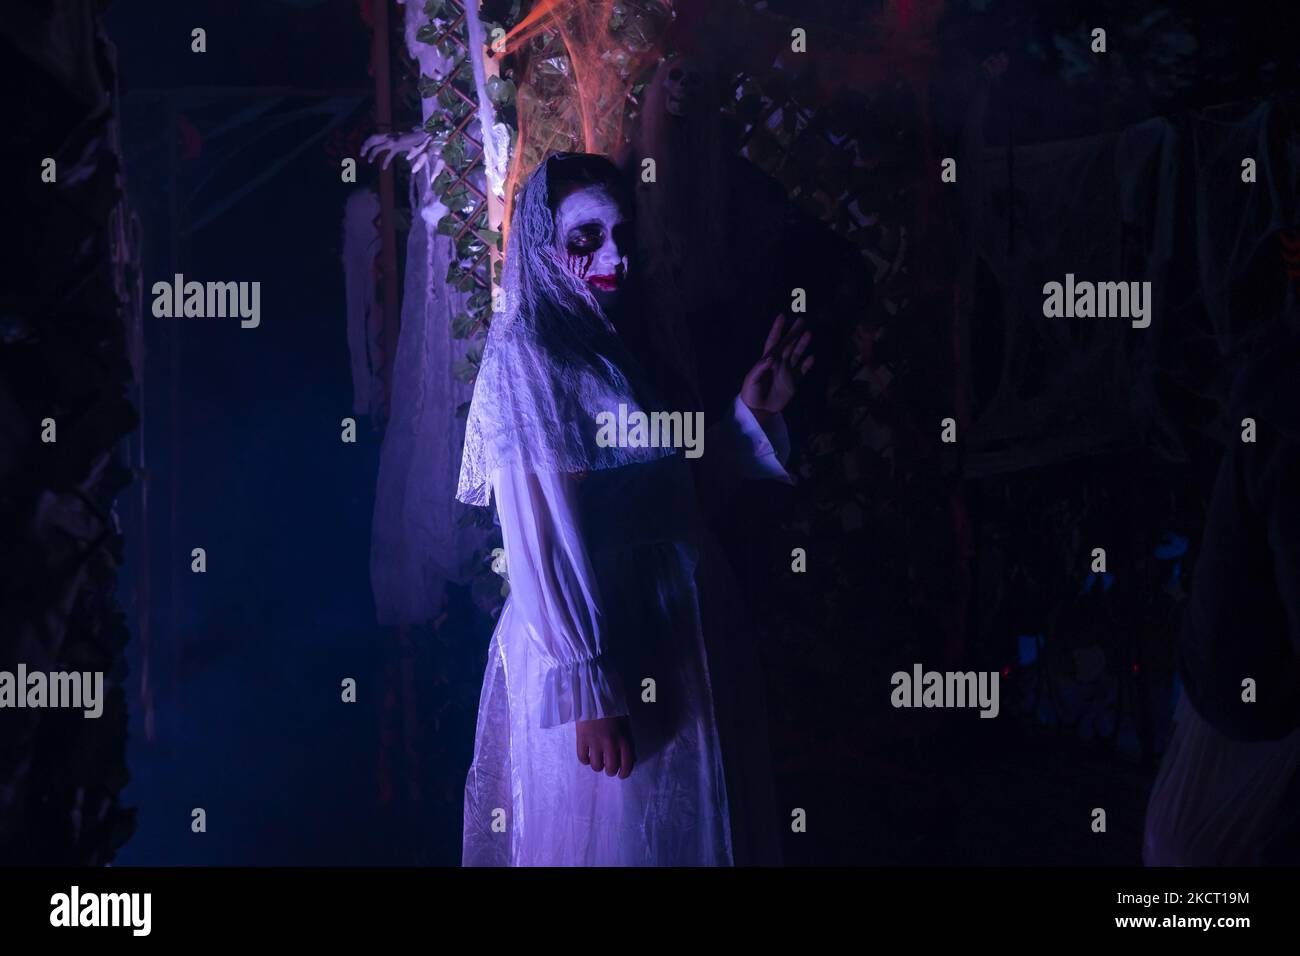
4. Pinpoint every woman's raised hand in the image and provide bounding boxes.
[740,313,814,424]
